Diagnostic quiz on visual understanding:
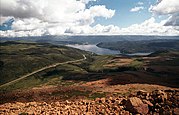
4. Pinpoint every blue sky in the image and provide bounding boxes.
[0,0,178,37]
[89,0,156,27]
